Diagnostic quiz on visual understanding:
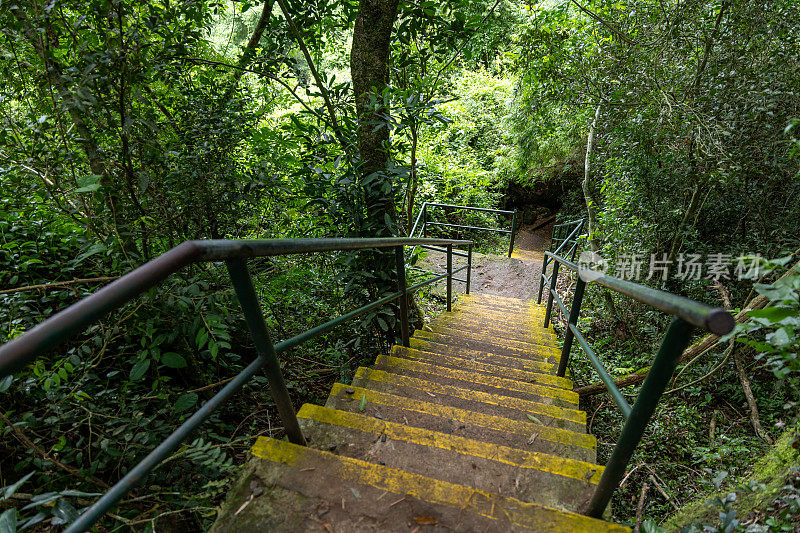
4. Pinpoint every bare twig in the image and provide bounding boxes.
[634,481,649,533]
[712,280,774,445]
[427,0,503,98]
[570,0,635,45]
[0,411,111,489]
[0,276,119,295]
[276,0,344,145]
